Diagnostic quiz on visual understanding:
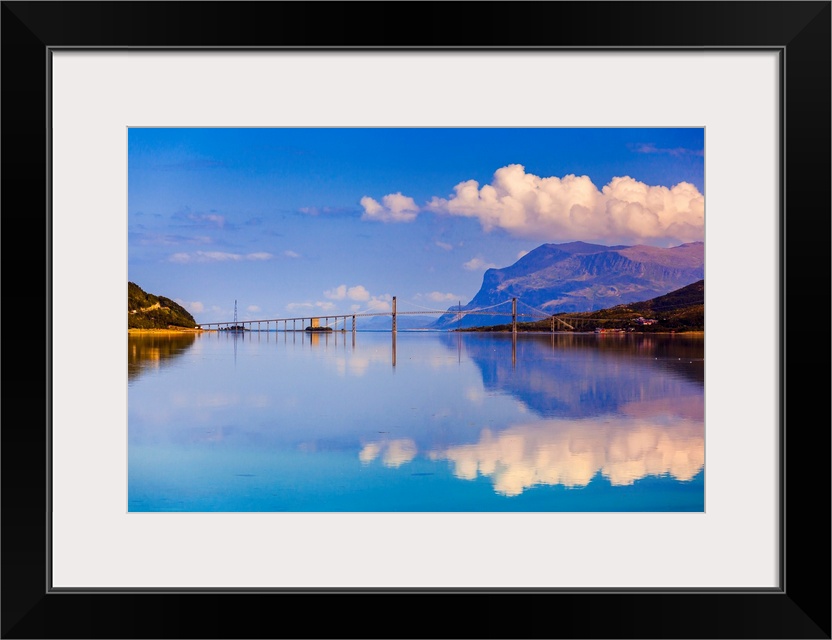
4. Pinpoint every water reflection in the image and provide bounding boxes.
[428,404,704,496]
[129,332,704,510]
[302,329,352,348]
[451,333,703,418]
[360,438,417,467]
[353,334,704,496]
[128,333,197,382]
